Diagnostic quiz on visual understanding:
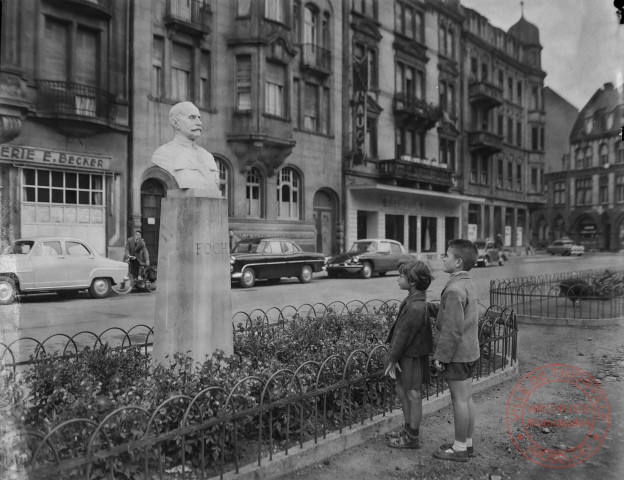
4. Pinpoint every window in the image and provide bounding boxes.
[481,157,489,184]
[293,79,300,127]
[470,156,478,183]
[516,121,522,147]
[199,51,211,107]
[439,25,456,59]
[616,174,624,203]
[531,86,539,110]
[481,63,488,81]
[396,2,423,41]
[553,181,565,205]
[439,80,455,115]
[600,143,609,165]
[618,145,624,164]
[265,0,285,23]
[246,168,263,217]
[507,161,513,188]
[517,81,522,104]
[531,167,538,190]
[152,36,164,97]
[396,127,422,158]
[303,5,317,45]
[507,118,513,144]
[42,241,62,256]
[352,0,376,18]
[508,77,513,101]
[277,167,301,219]
[172,42,192,101]
[498,114,504,136]
[516,164,522,190]
[265,61,286,117]
[367,116,377,157]
[23,169,104,206]
[67,241,91,256]
[216,159,229,200]
[236,56,252,110]
[497,159,503,187]
[303,82,318,130]
[354,44,378,90]
[498,69,504,87]
[575,178,592,206]
[470,57,478,77]
[396,62,423,99]
[584,147,592,168]
[531,126,539,151]
[237,0,251,17]
[439,138,455,168]
[599,176,608,204]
